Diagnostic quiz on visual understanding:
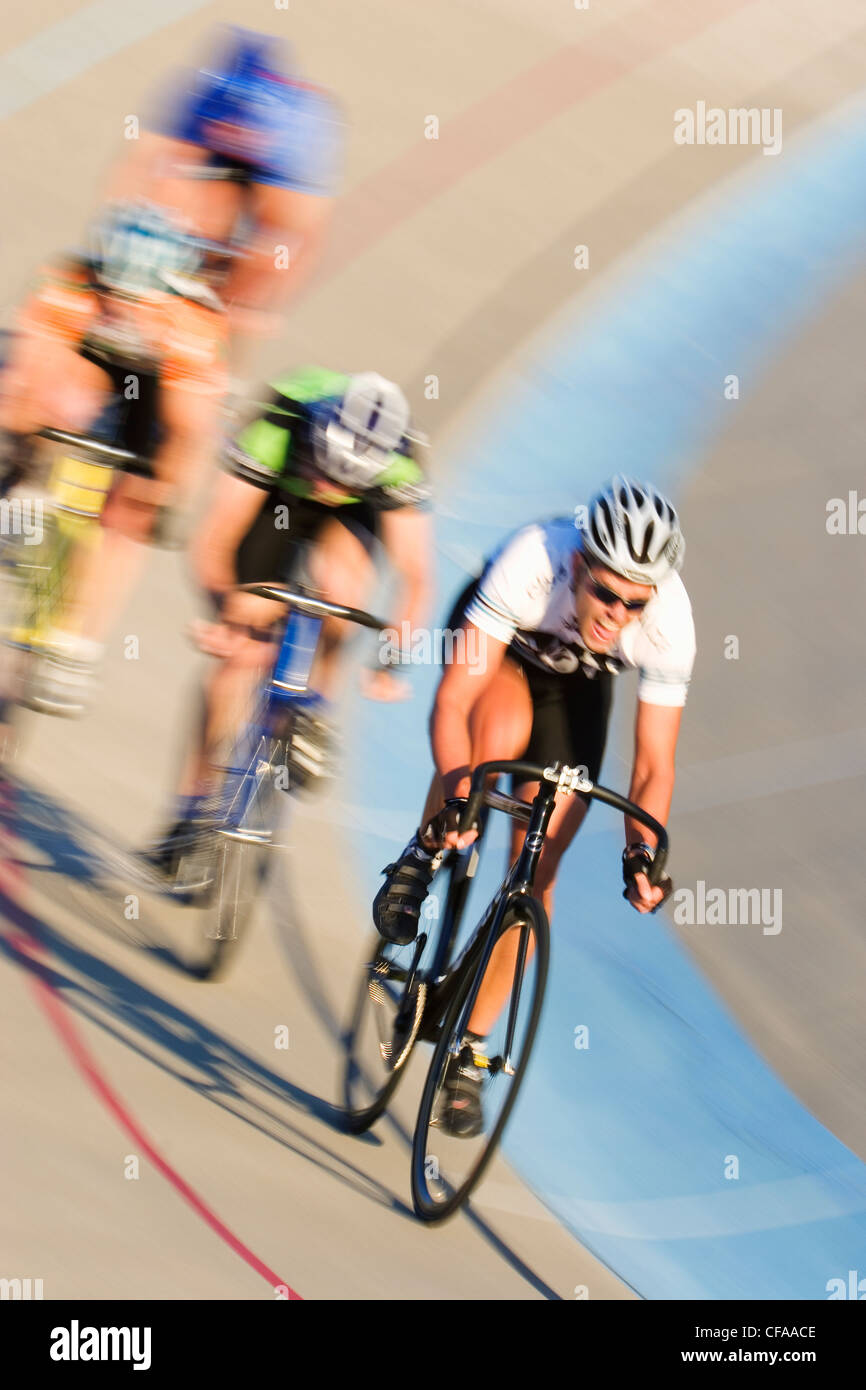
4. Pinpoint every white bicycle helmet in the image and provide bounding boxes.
[312,372,411,489]
[582,475,684,585]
